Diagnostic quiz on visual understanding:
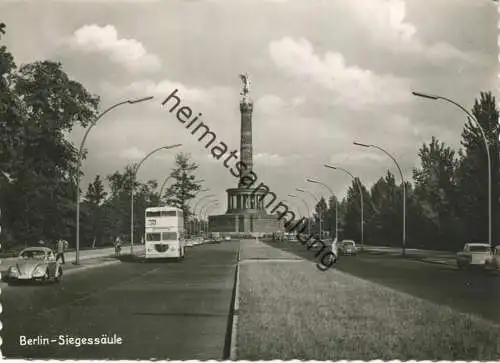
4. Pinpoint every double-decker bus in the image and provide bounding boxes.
[144,206,185,260]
